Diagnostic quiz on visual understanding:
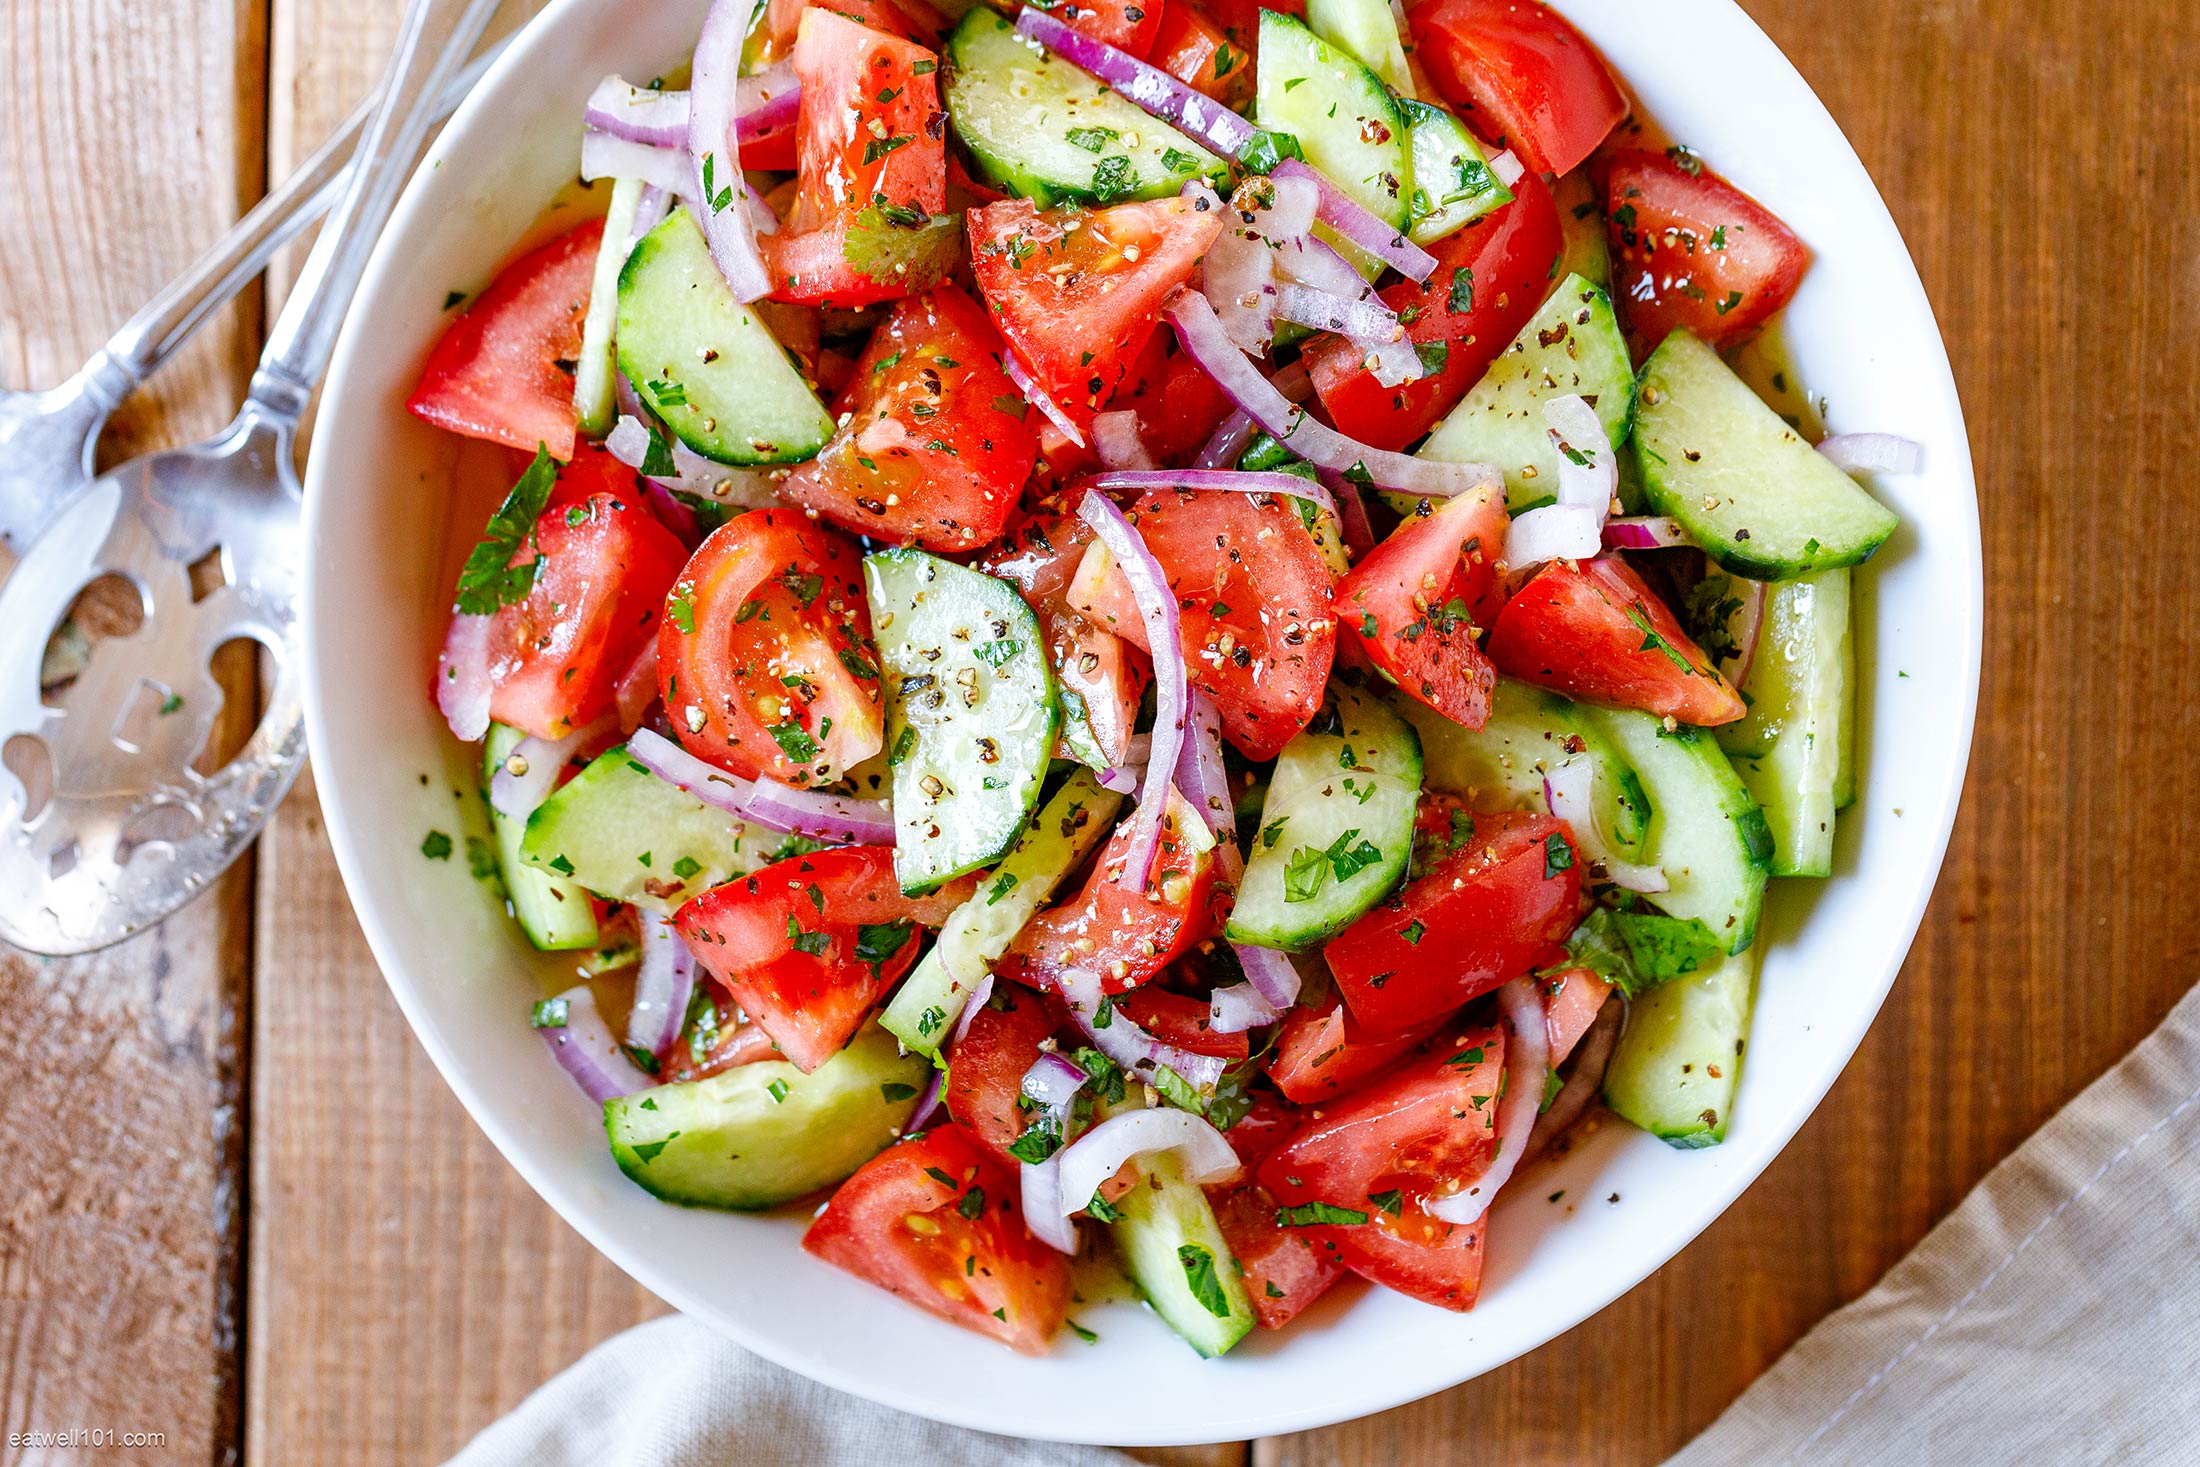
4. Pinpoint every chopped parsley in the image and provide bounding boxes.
[1179,1244,1231,1318]
[420,830,453,860]
[1275,1201,1368,1227]
[451,447,558,614]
